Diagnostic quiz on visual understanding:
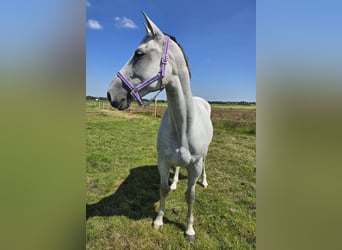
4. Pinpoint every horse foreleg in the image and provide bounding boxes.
[153,159,170,231]
[184,160,202,243]
[170,166,180,191]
